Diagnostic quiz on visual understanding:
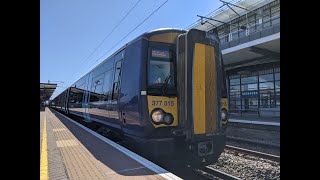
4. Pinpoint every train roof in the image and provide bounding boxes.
[137,28,186,39]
